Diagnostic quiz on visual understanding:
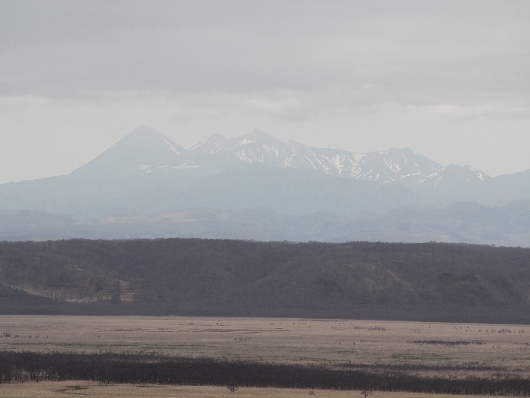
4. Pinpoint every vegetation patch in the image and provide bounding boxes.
[1,351,529,396]
[57,385,90,392]
[412,340,485,346]
[391,353,449,361]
